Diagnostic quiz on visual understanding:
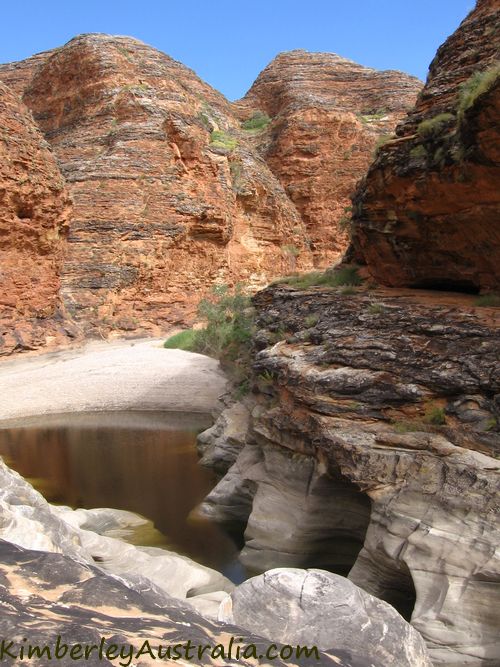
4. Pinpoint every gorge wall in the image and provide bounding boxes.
[199,2,500,665]
[351,0,500,292]
[0,81,74,355]
[201,283,500,666]
[236,51,421,266]
[0,37,420,352]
